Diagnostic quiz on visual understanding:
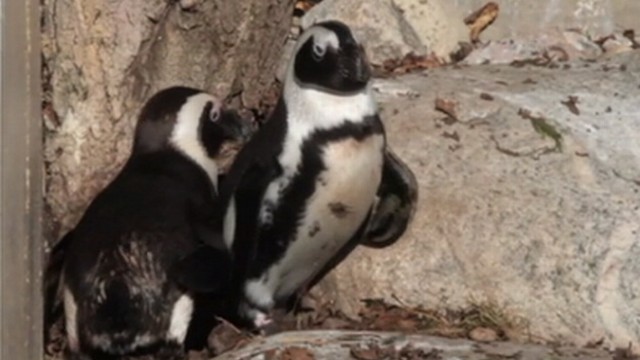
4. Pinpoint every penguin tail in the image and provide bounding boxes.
[80,279,162,355]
